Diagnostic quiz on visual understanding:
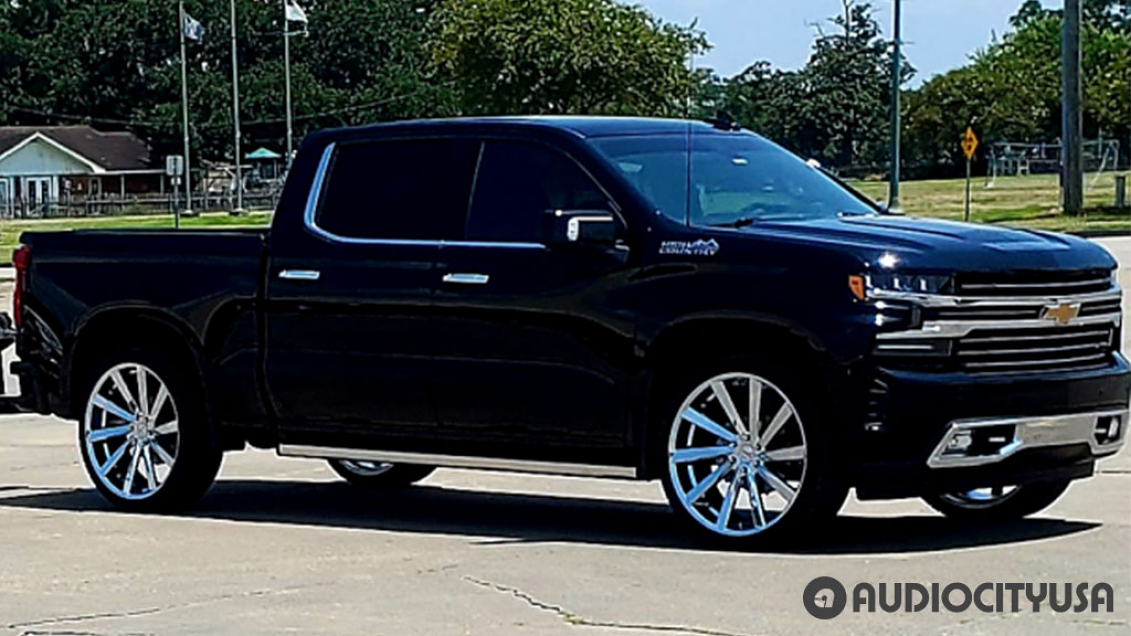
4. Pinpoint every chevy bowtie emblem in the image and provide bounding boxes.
[1041,302,1081,325]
